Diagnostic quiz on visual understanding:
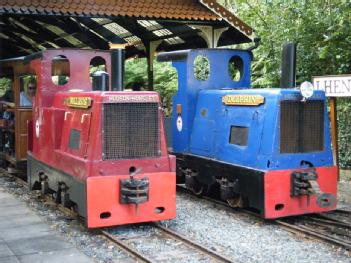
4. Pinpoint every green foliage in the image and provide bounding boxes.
[122,1,351,166]
[124,58,148,89]
[153,61,178,117]
[223,0,351,168]
[225,0,351,88]
[194,56,210,81]
[229,56,243,81]
[338,98,351,169]
[124,58,178,116]
[0,78,11,97]
[90,64,107,75]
